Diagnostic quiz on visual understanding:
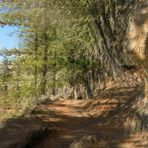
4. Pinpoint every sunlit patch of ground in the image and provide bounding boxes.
[0,86,147,148]
[29,86,148,148]
[119,132,148,148]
